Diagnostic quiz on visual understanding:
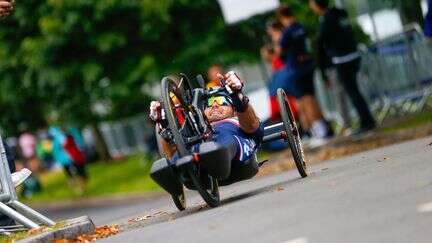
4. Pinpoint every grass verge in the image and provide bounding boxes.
[23,155,160,203]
